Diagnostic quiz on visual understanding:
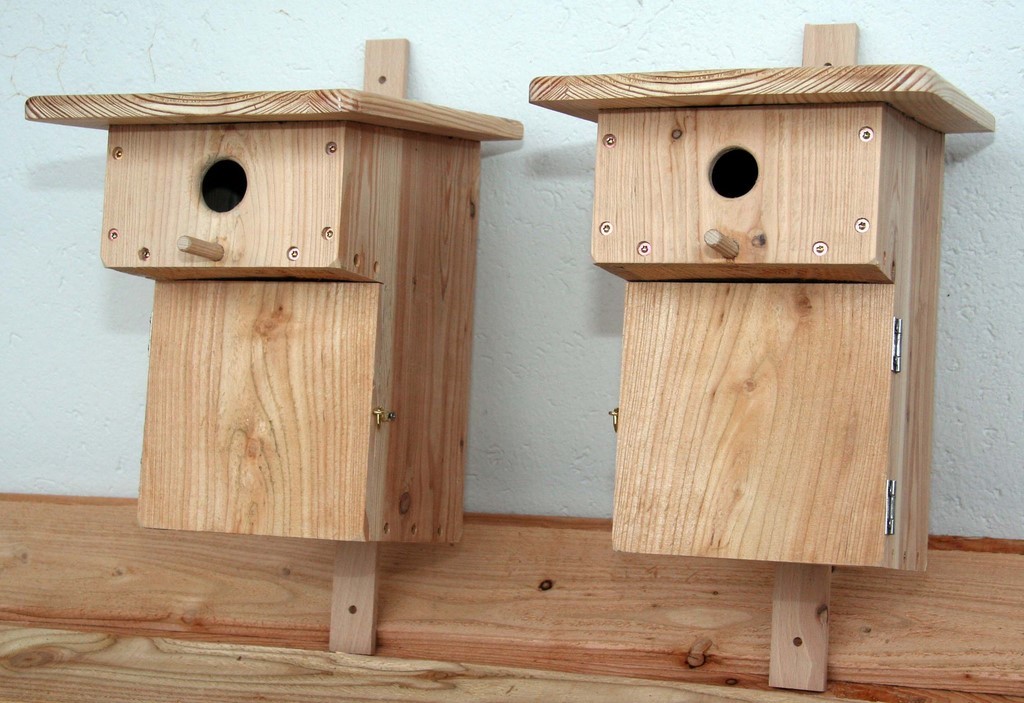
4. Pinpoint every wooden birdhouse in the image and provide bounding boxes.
[27,39,522,654]
[530,24,993,690]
